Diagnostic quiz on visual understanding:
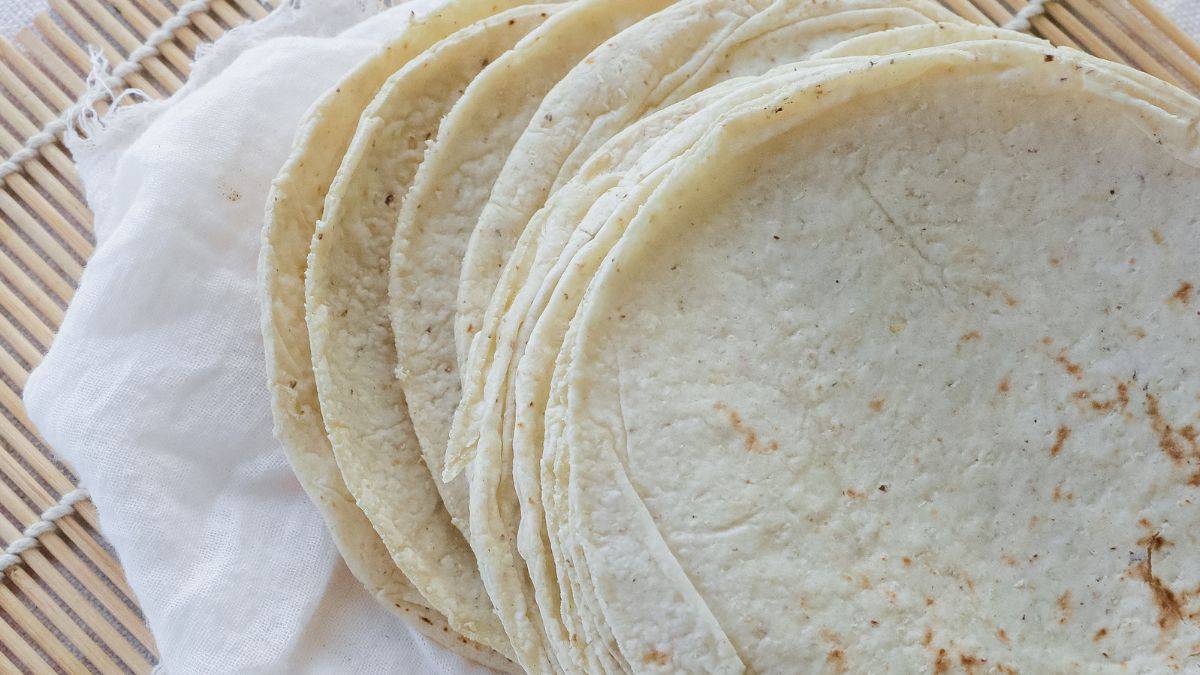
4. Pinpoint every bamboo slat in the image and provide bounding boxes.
[0,0,1193,672]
